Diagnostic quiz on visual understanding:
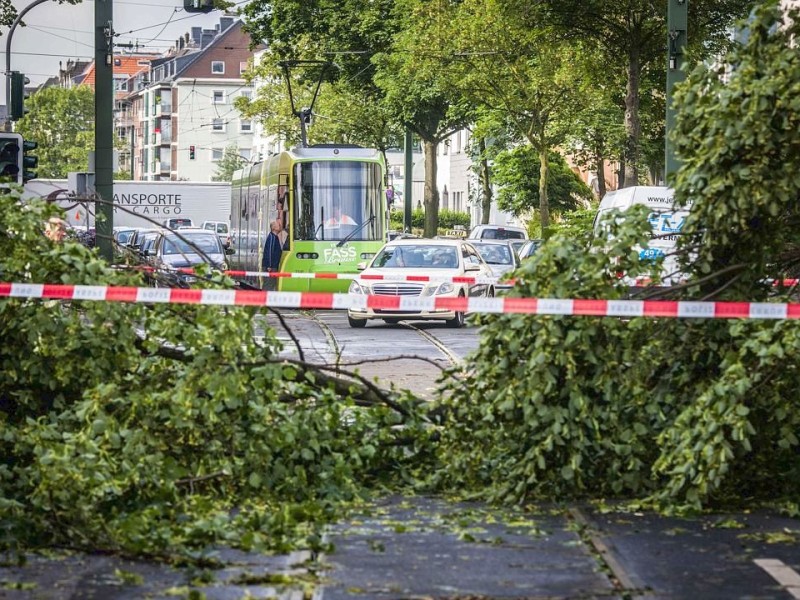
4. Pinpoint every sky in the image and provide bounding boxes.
[1,0,243,99]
